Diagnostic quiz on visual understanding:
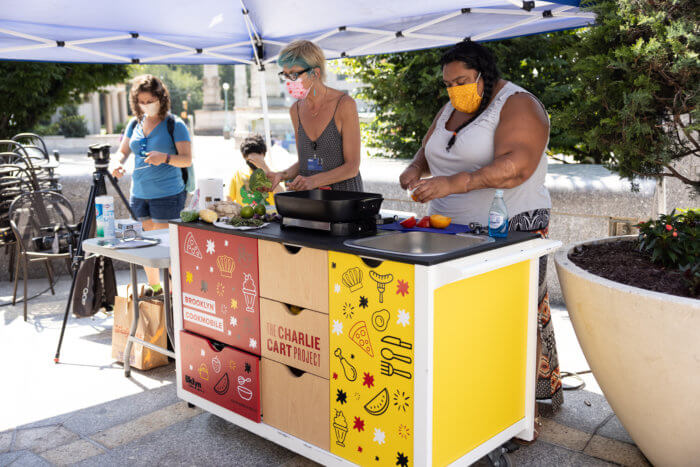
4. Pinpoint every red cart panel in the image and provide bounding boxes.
[180,330,261,422]
[178,225,260,355]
